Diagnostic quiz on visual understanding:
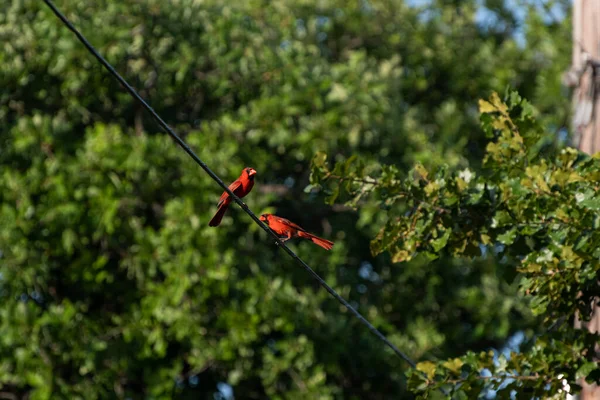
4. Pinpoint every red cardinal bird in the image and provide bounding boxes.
[259,214,334,250]
[209,167,257,227]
